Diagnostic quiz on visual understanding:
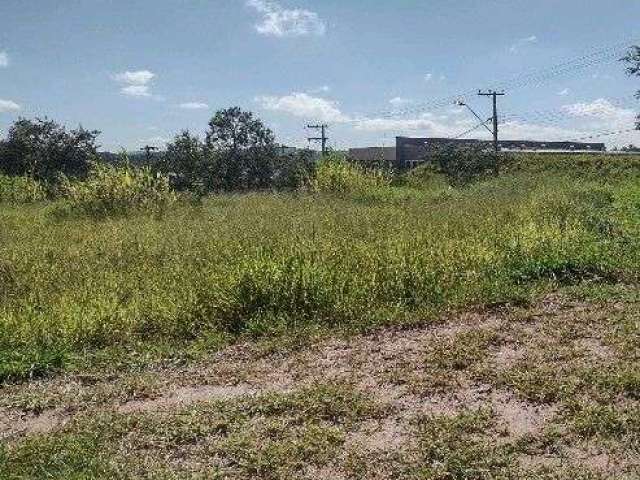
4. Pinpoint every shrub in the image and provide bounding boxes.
[427,143,501,184]
[273,150,317,190]
[0,174,47,204]
[55,163,176,218]
[311,154,391,195]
